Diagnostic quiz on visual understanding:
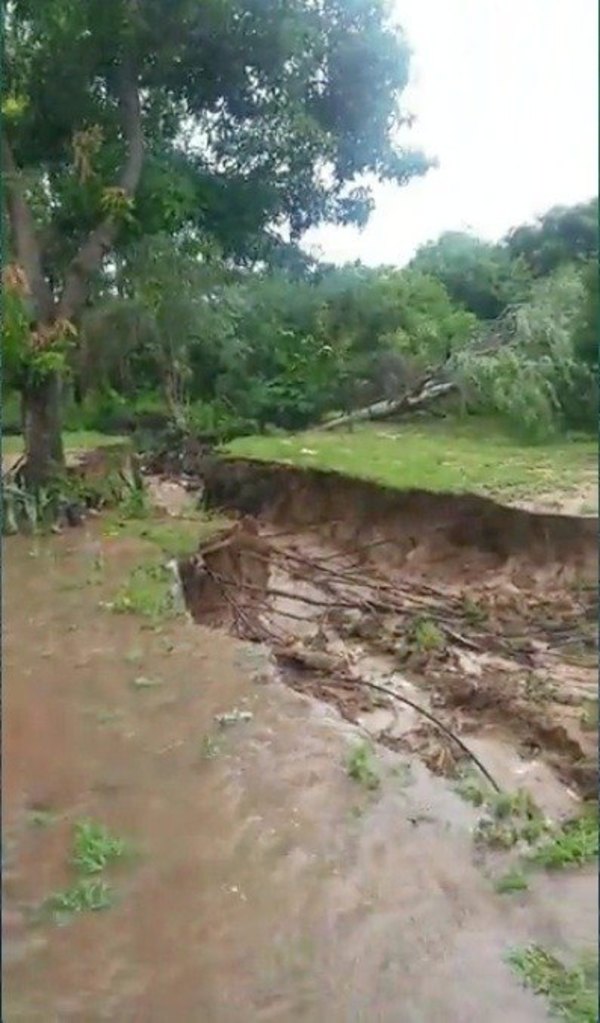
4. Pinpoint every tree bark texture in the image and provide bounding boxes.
[22,372,65,486]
